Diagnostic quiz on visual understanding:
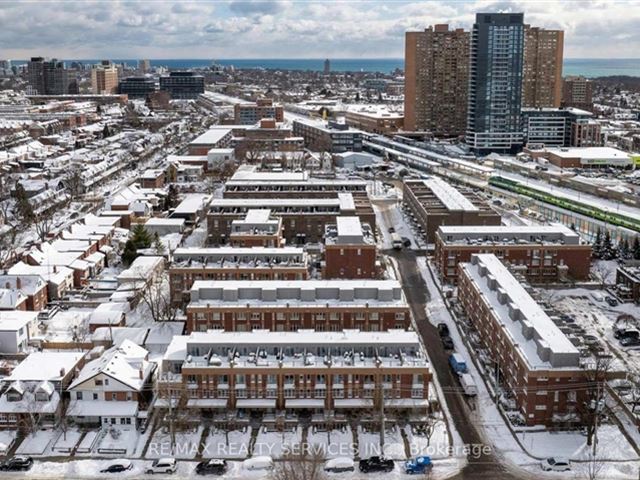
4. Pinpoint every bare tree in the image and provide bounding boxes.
[64,165,84,199]
[156,373,191,455]
[580,355,612,448]
[422,416,444,447]
[33,210,55,243]
[591,262,614,289]
[576,453,606,480]
[139,274,178,323]
[270,447,326,480]
[0,226,19,269]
